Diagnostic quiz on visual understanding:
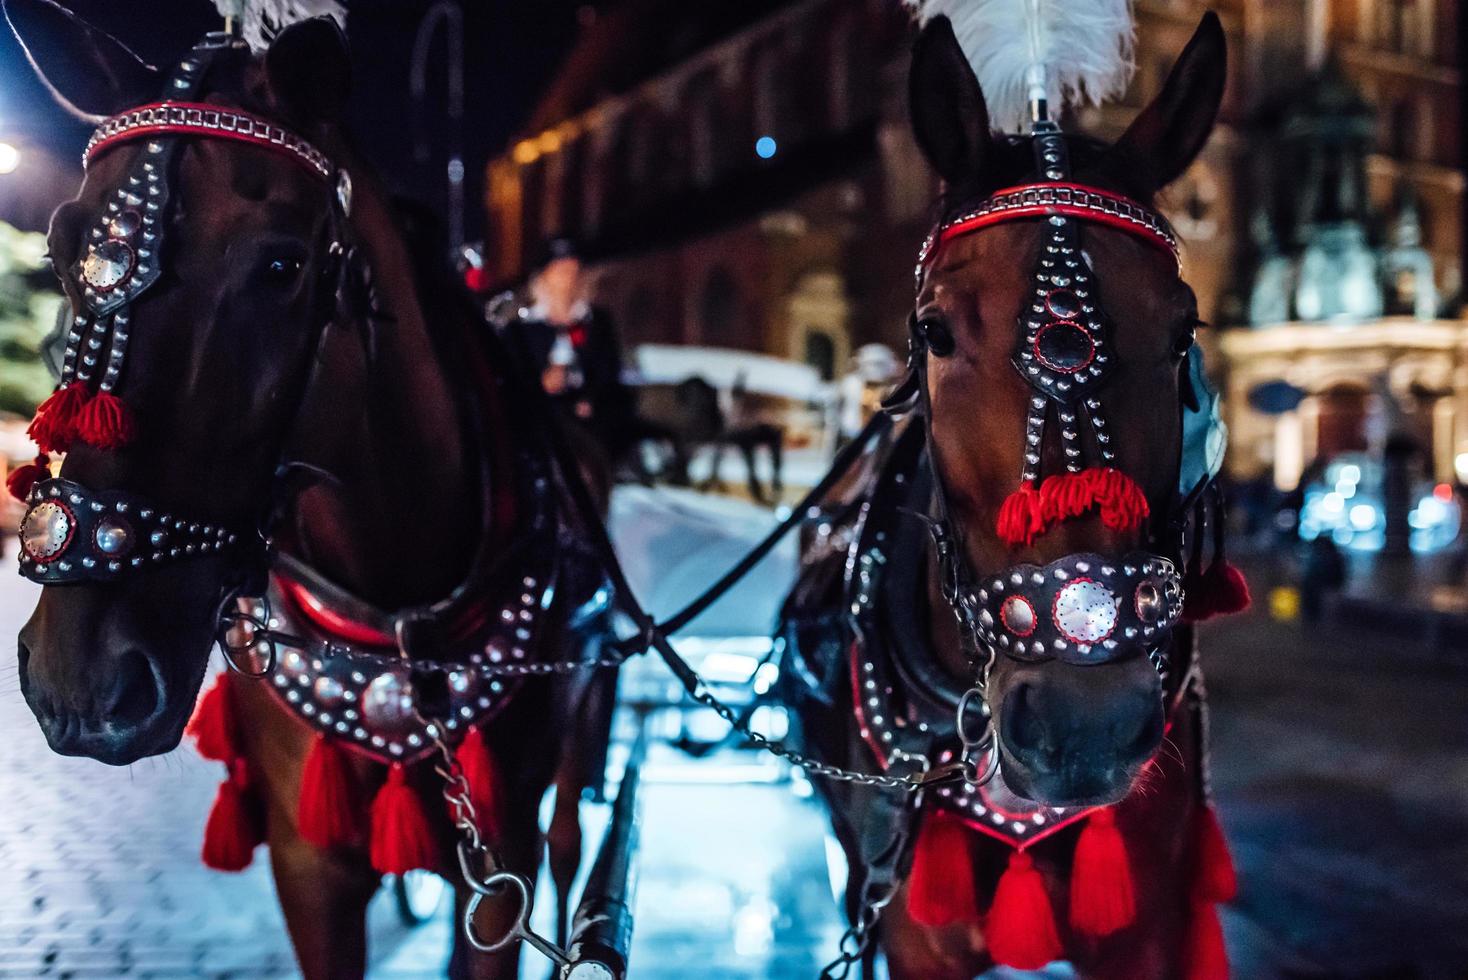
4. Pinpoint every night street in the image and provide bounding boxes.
[2,538,1466,978]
